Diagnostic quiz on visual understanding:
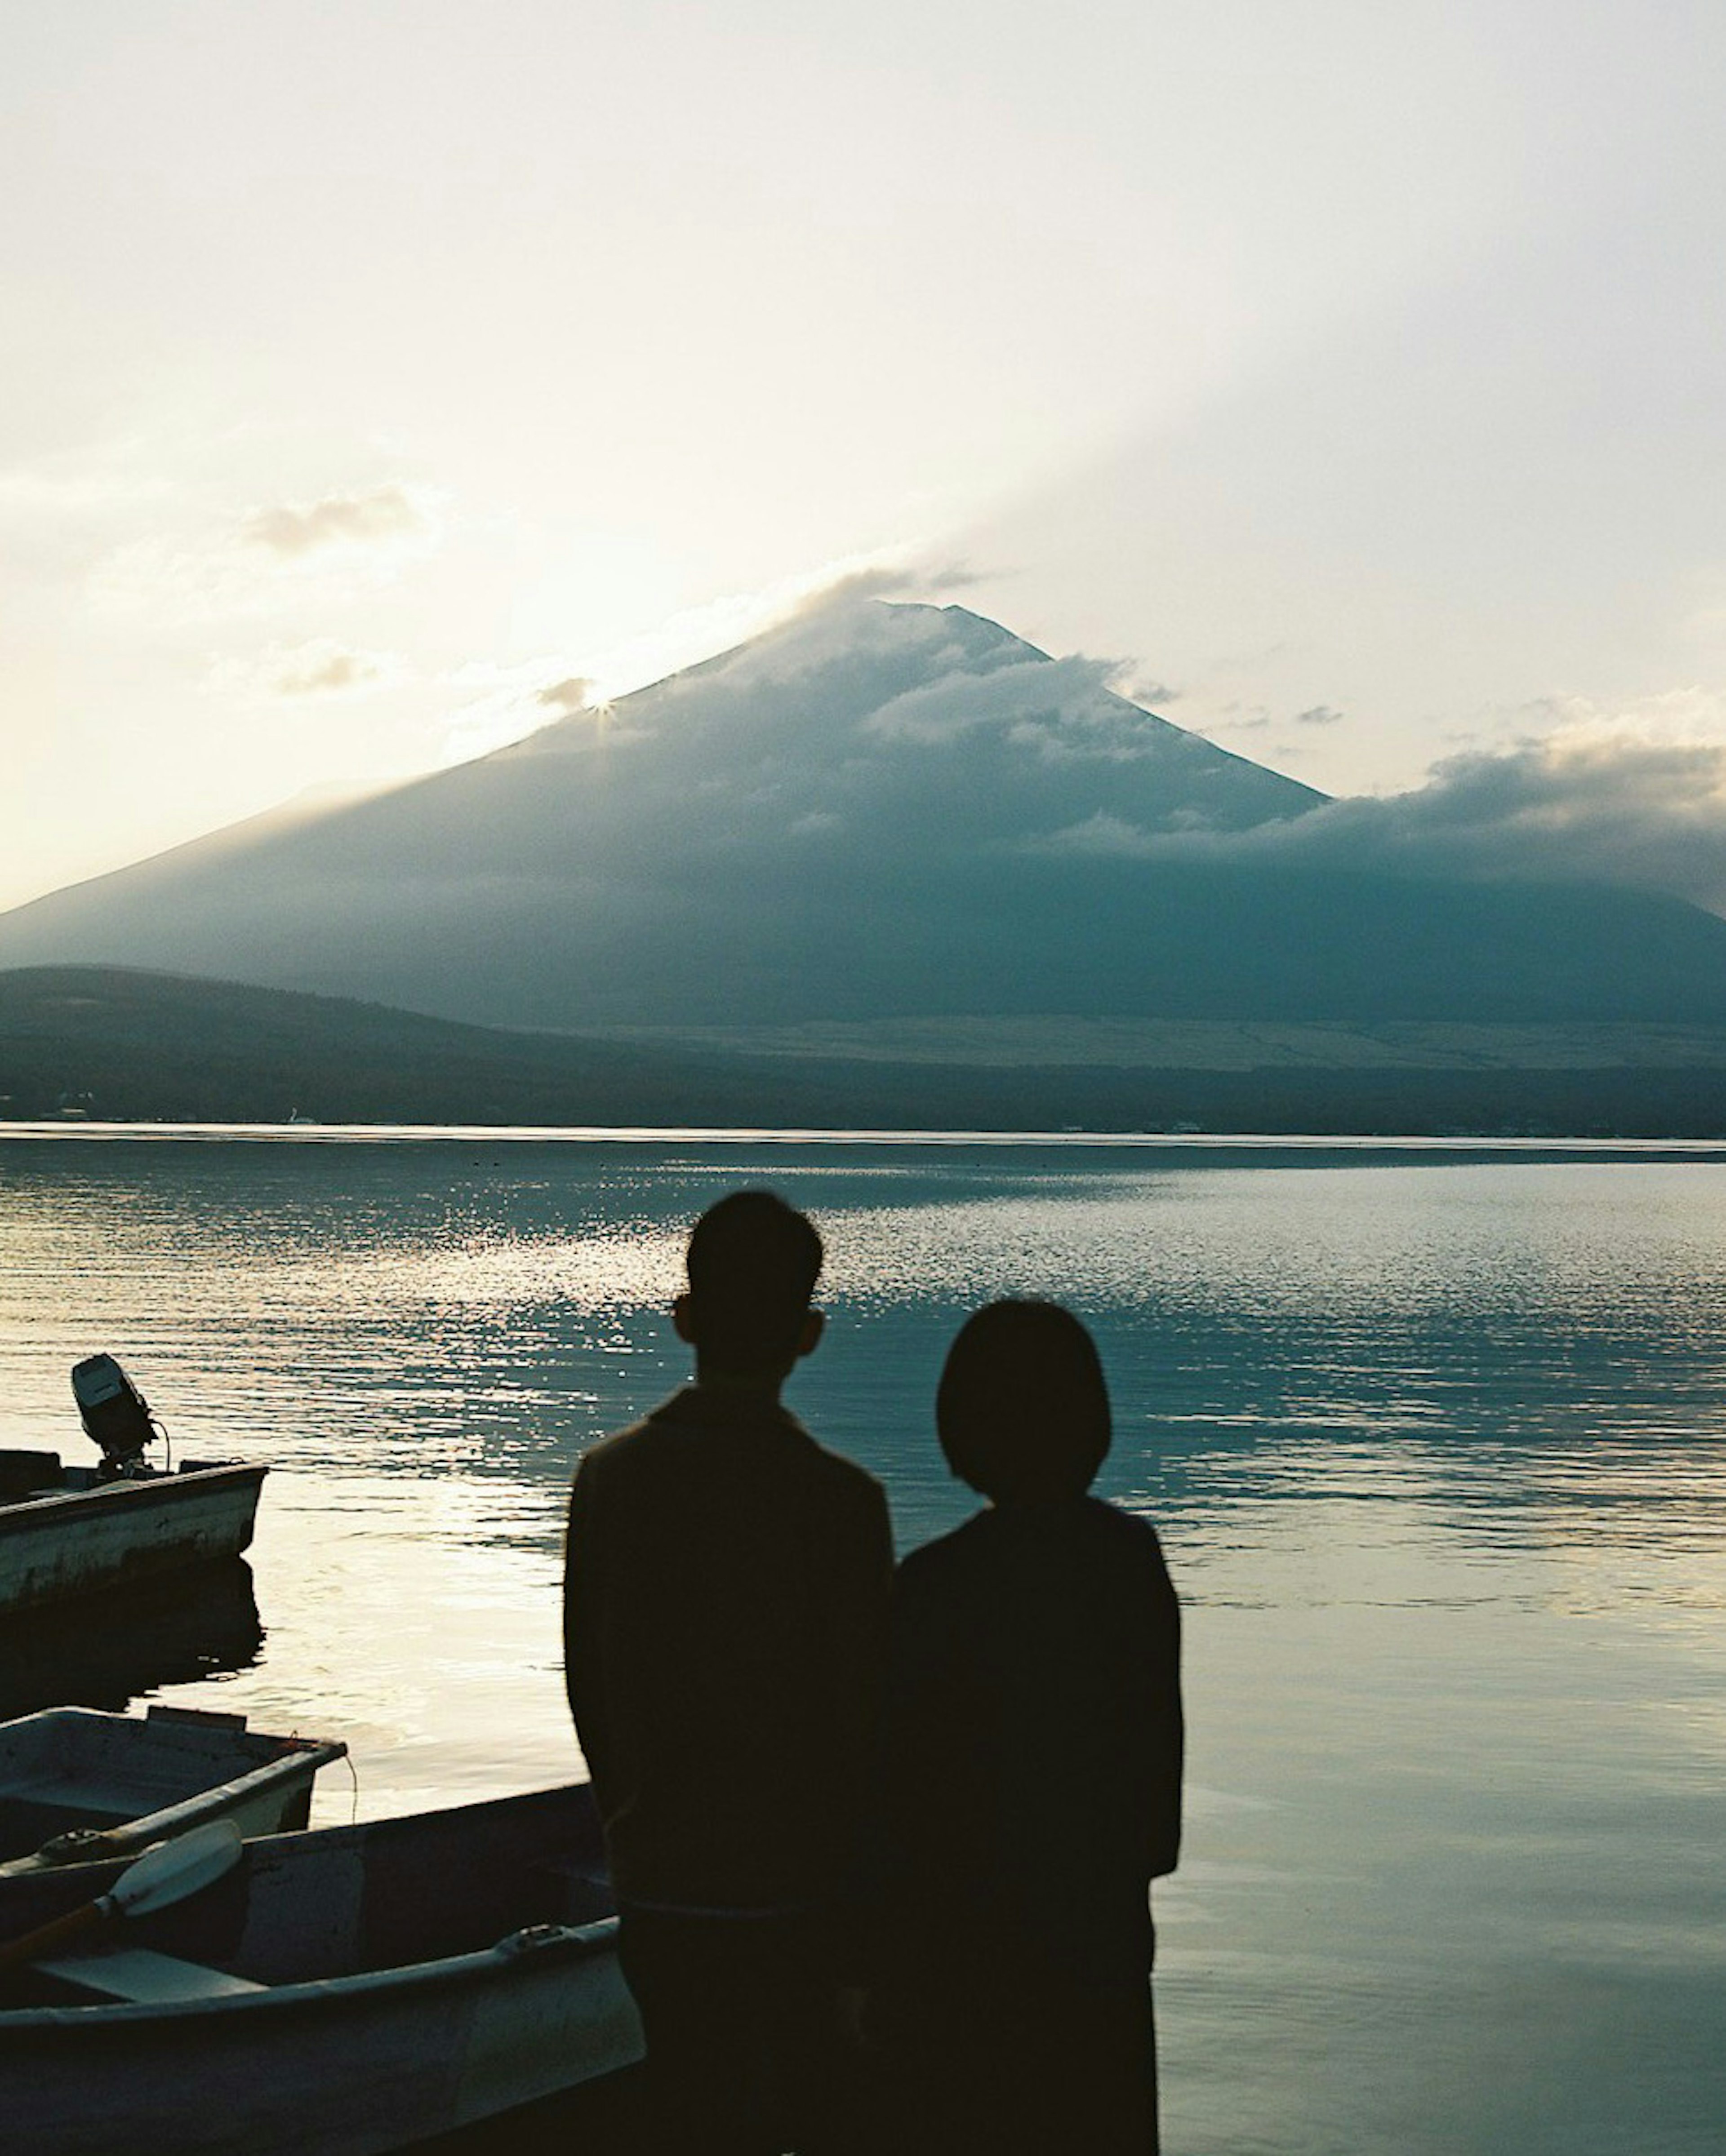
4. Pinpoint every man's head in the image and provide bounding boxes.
[936,1298,1111,1506]
[674,1189,825,1382]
